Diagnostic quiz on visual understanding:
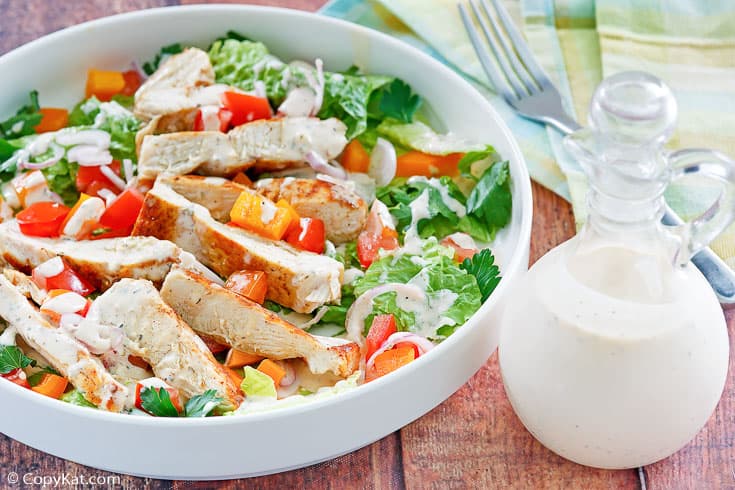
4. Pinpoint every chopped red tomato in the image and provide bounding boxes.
[357,227,399,269]
[99,187,144,231]
[121,70,143,96]
[365,314,397,361]
[225,270,268,304]
[3,368,30,389]
[134,383,183,414]
[17,202,70,237]
[33,260,96,297]
[76,160,122,195]
[285,217,326,254]
[221,91,272,127]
